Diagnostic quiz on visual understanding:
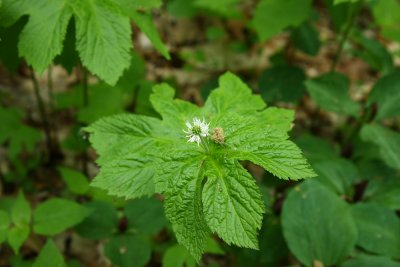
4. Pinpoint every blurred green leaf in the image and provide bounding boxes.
[0,107,42,160]
[162,245,196,267]
[296,134,339,163]
[313,158,359,196]
[352,203,400,258]
[259,65,306,103]
[33,198,92,236]
[125,197,166,235]
[364,175,400,210]
[167,0,197,18]
[251,0,312,41]
[8,224,30,254]
[372,0,400,42]
[305,72,360,116]
[104,234,151,267]
[0,210,10,243]
[75,201,117,240]
[11,191,31,226]
[291,22,321,56]
[258,217,288,264]
[32,239,66,267]
[360,124,400,170]
[194,0,241,18]
[0,17,25,71]
[351,32,393,75]
[367,70,400,121]
[58,167,89,195]
[282,180,357,267]
[341,255,400,267]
